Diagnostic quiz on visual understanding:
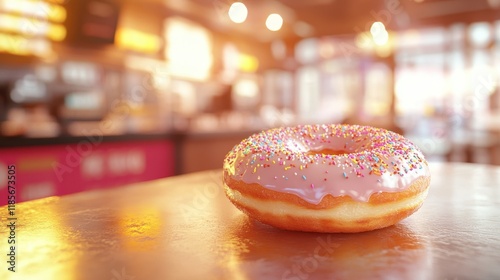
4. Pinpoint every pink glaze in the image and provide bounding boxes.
[223,124,430,204]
